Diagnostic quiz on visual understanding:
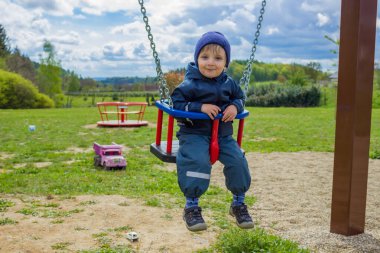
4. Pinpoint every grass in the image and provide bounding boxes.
[198,227,310,253]
[0,105,379,198]
[1,104,380,252]
[51,242,72,250]
[0,199,15,212]
[0,217,18,225]
[79,246,134,253]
